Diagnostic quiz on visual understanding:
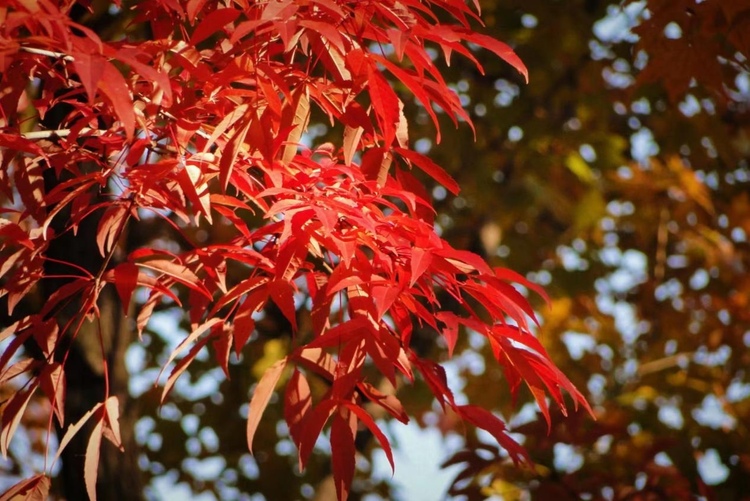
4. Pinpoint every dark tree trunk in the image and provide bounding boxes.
[40,162,145,500]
